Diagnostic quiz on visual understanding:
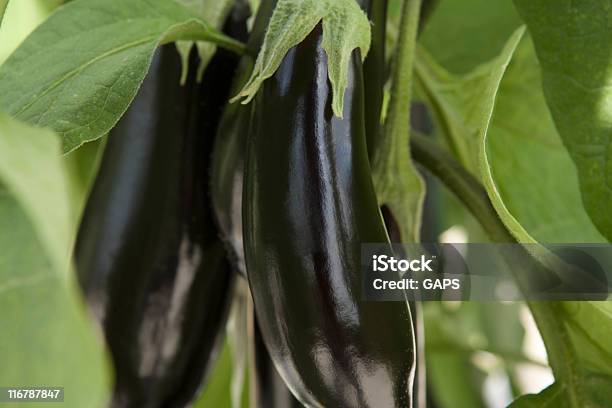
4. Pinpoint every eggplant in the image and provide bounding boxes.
[243,25,416,408]
[75,45,237,408]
